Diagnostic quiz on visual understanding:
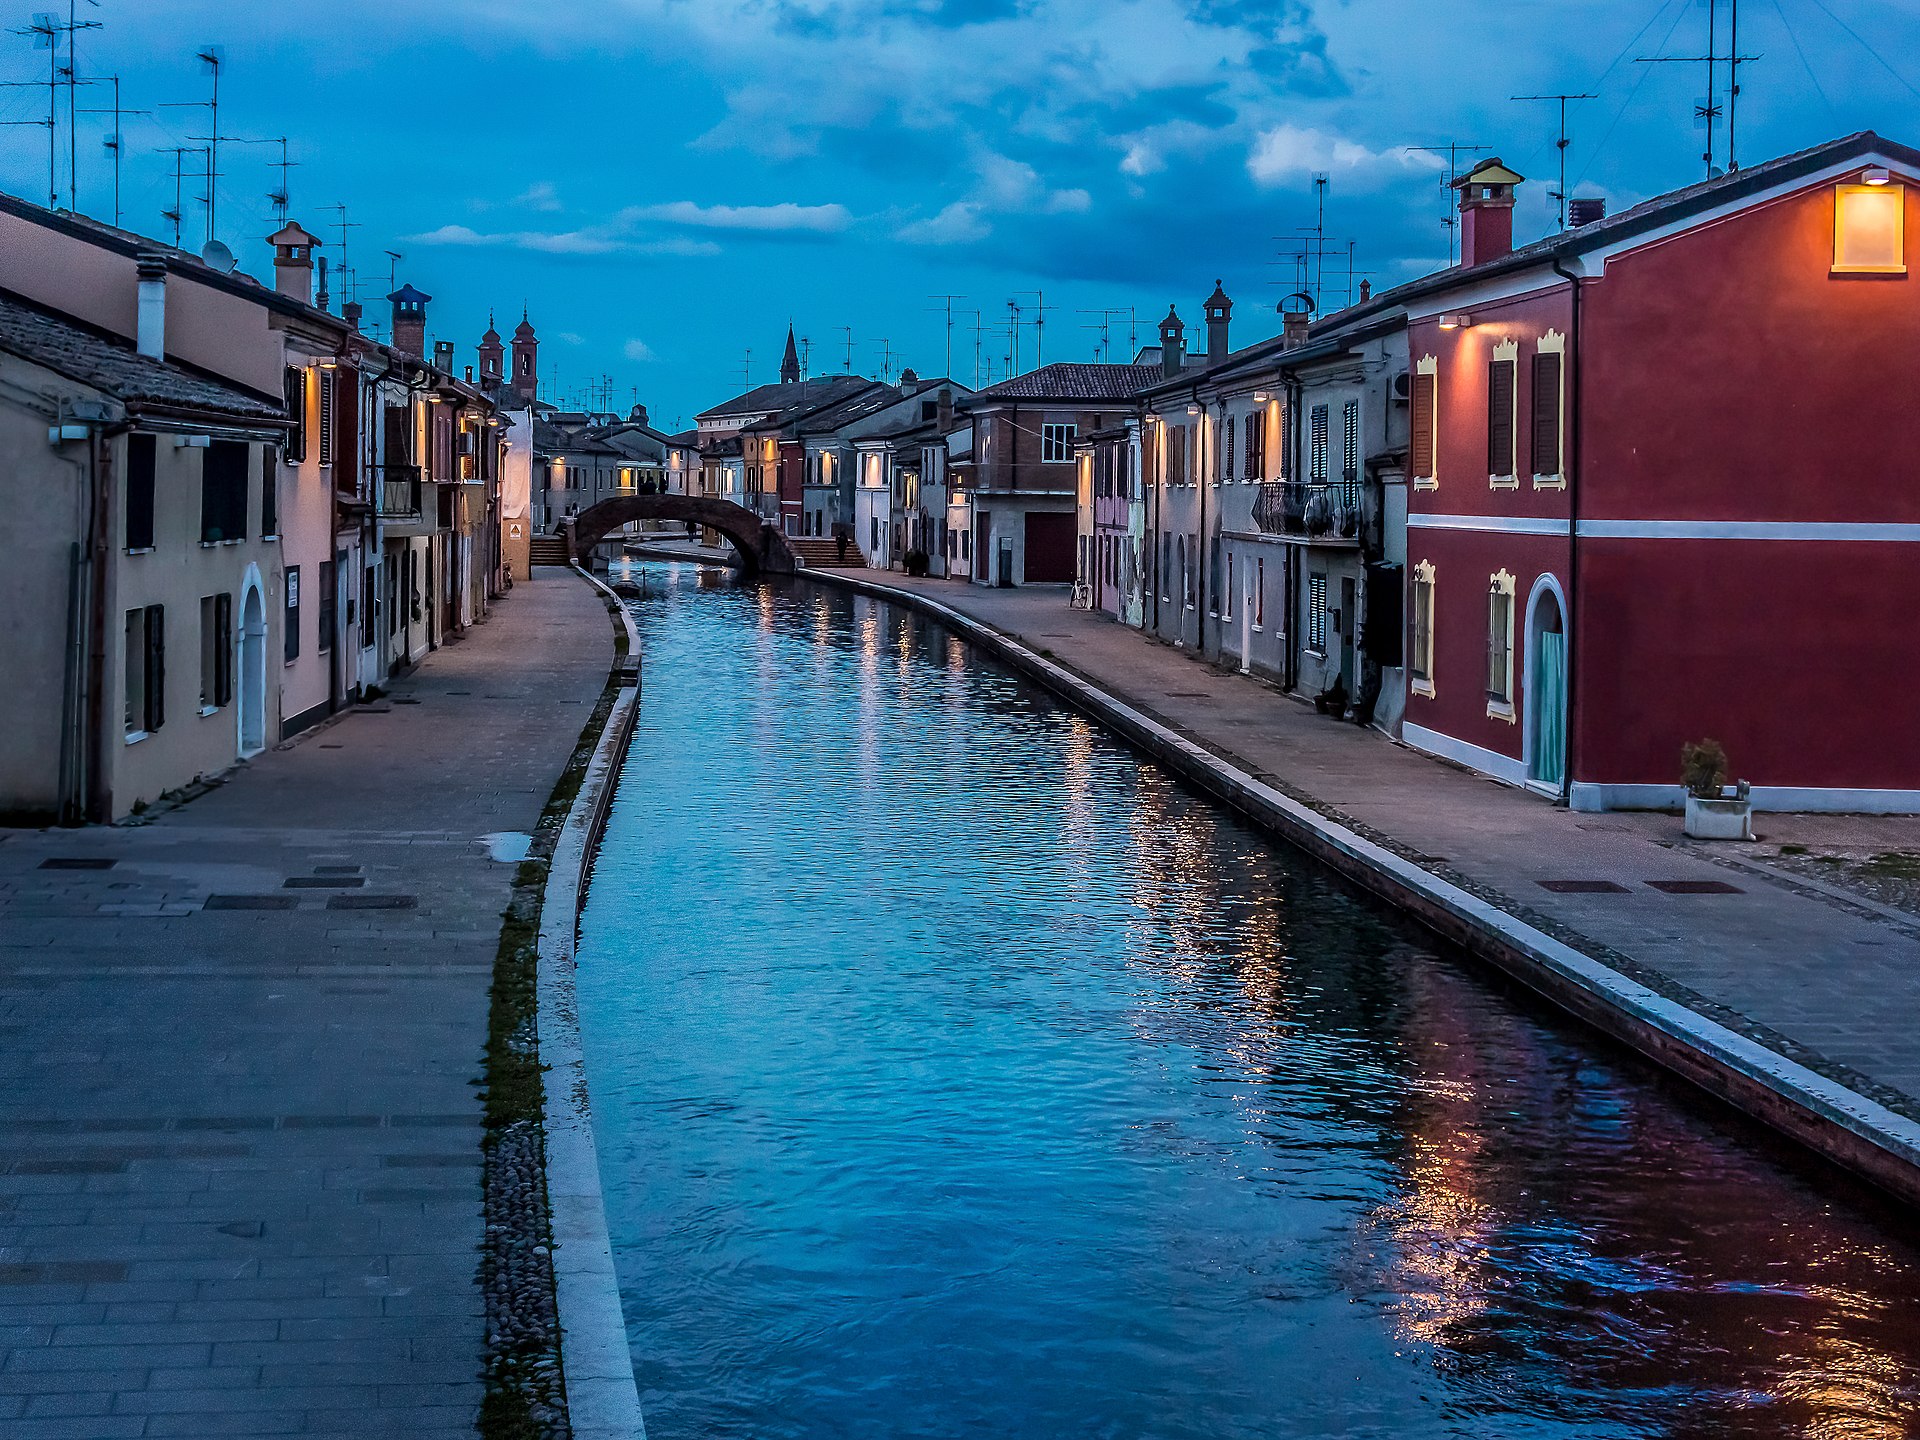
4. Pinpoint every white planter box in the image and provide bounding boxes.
[1685,794,1753,841]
